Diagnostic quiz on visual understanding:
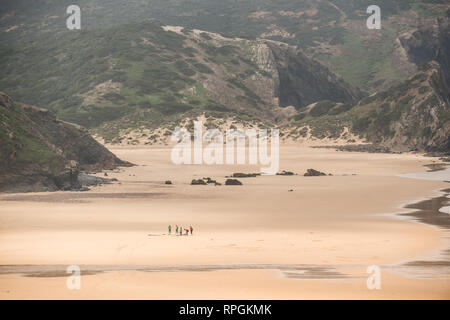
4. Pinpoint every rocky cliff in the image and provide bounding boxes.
[400,17,450,85]
[357,62,449,153]
[0,22,362,142]
[289,62,449,154]
[0,92,130,192]
[266,41,362,109]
